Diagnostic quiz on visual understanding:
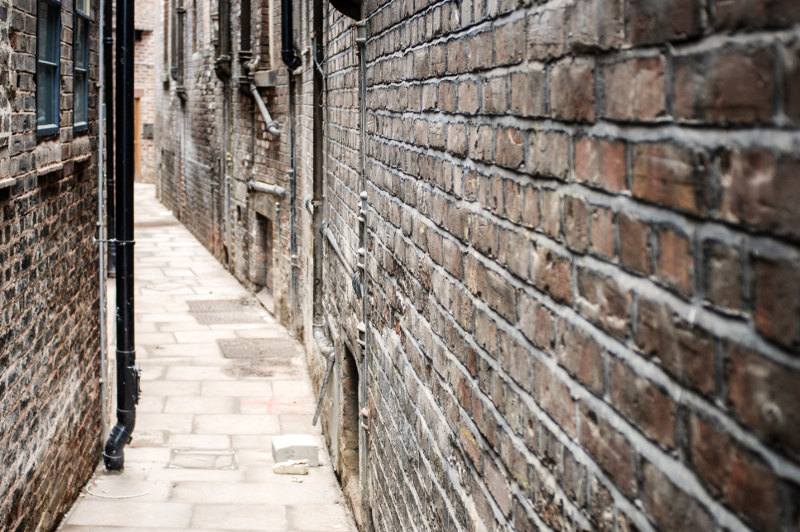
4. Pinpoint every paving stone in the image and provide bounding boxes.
[191,503,288,530]
[66,501,193,528]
